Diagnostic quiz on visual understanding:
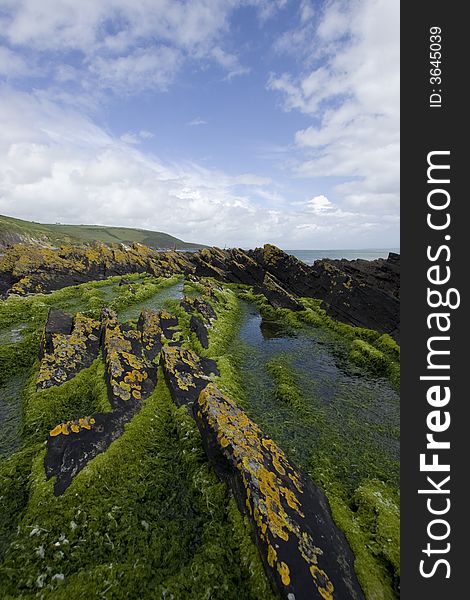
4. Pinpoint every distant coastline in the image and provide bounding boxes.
[286,248,400,266]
